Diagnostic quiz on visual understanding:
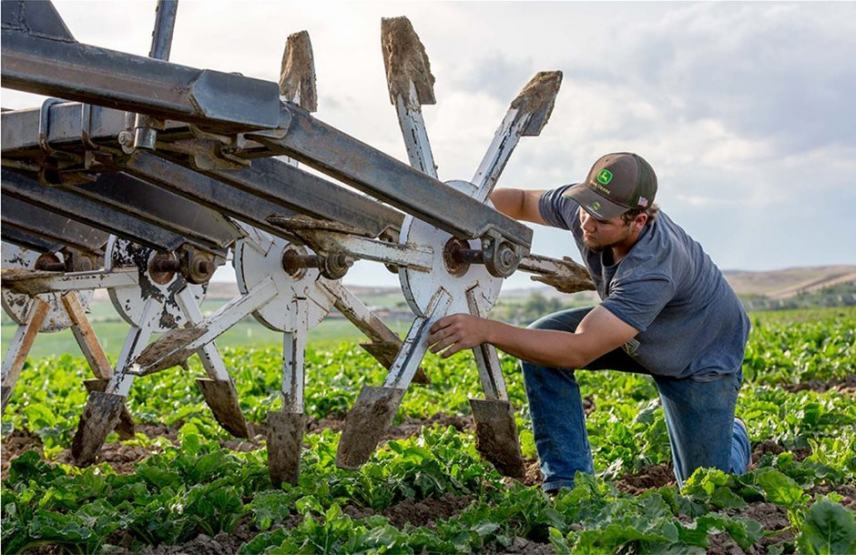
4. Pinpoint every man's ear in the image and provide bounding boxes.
[633,213,649,232]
